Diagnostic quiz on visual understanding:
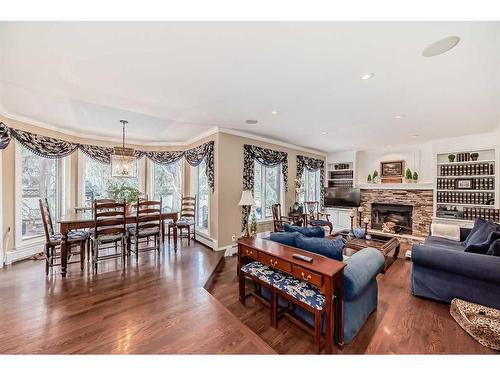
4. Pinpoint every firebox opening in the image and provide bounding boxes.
[371,203,413,235]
